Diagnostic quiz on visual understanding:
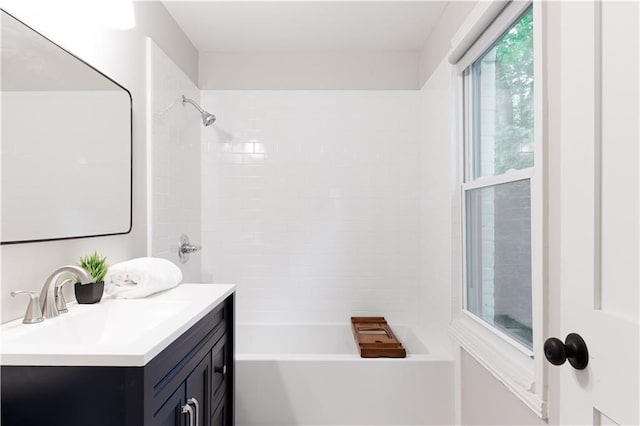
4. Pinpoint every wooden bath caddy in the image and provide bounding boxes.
[351,317,406,358]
